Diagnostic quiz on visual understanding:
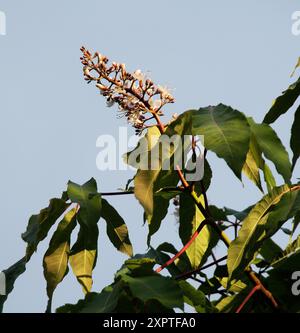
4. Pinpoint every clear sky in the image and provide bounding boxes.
[0,0,299,312]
